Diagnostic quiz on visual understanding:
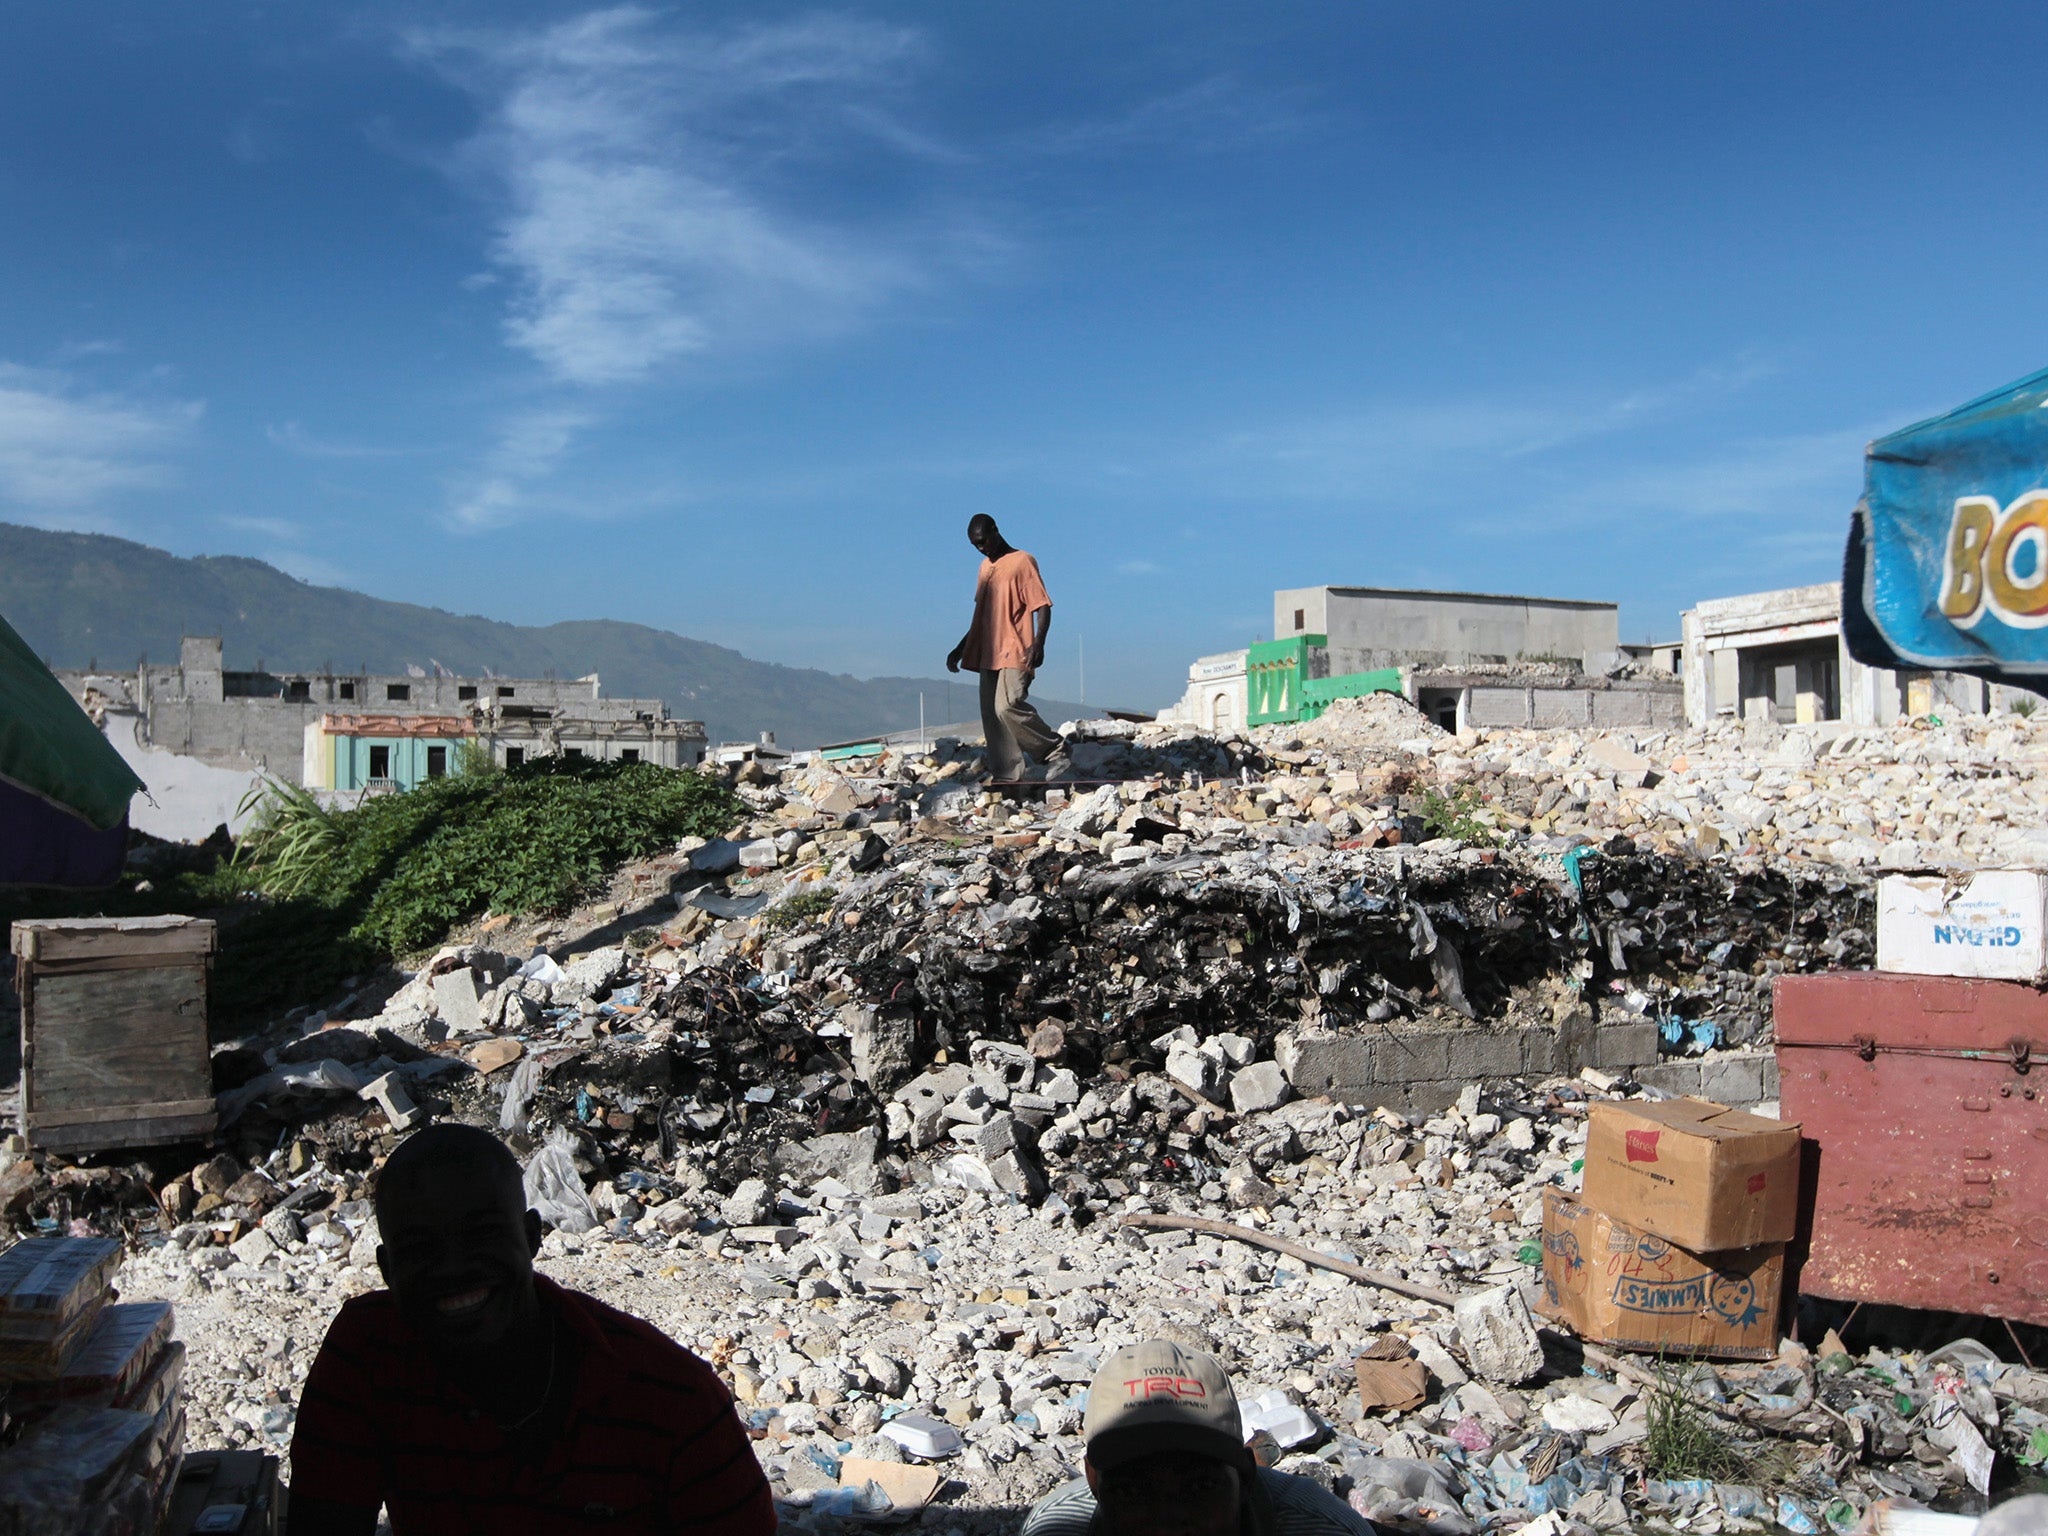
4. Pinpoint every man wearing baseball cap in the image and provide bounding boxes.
[1021,1341,1376,1536]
